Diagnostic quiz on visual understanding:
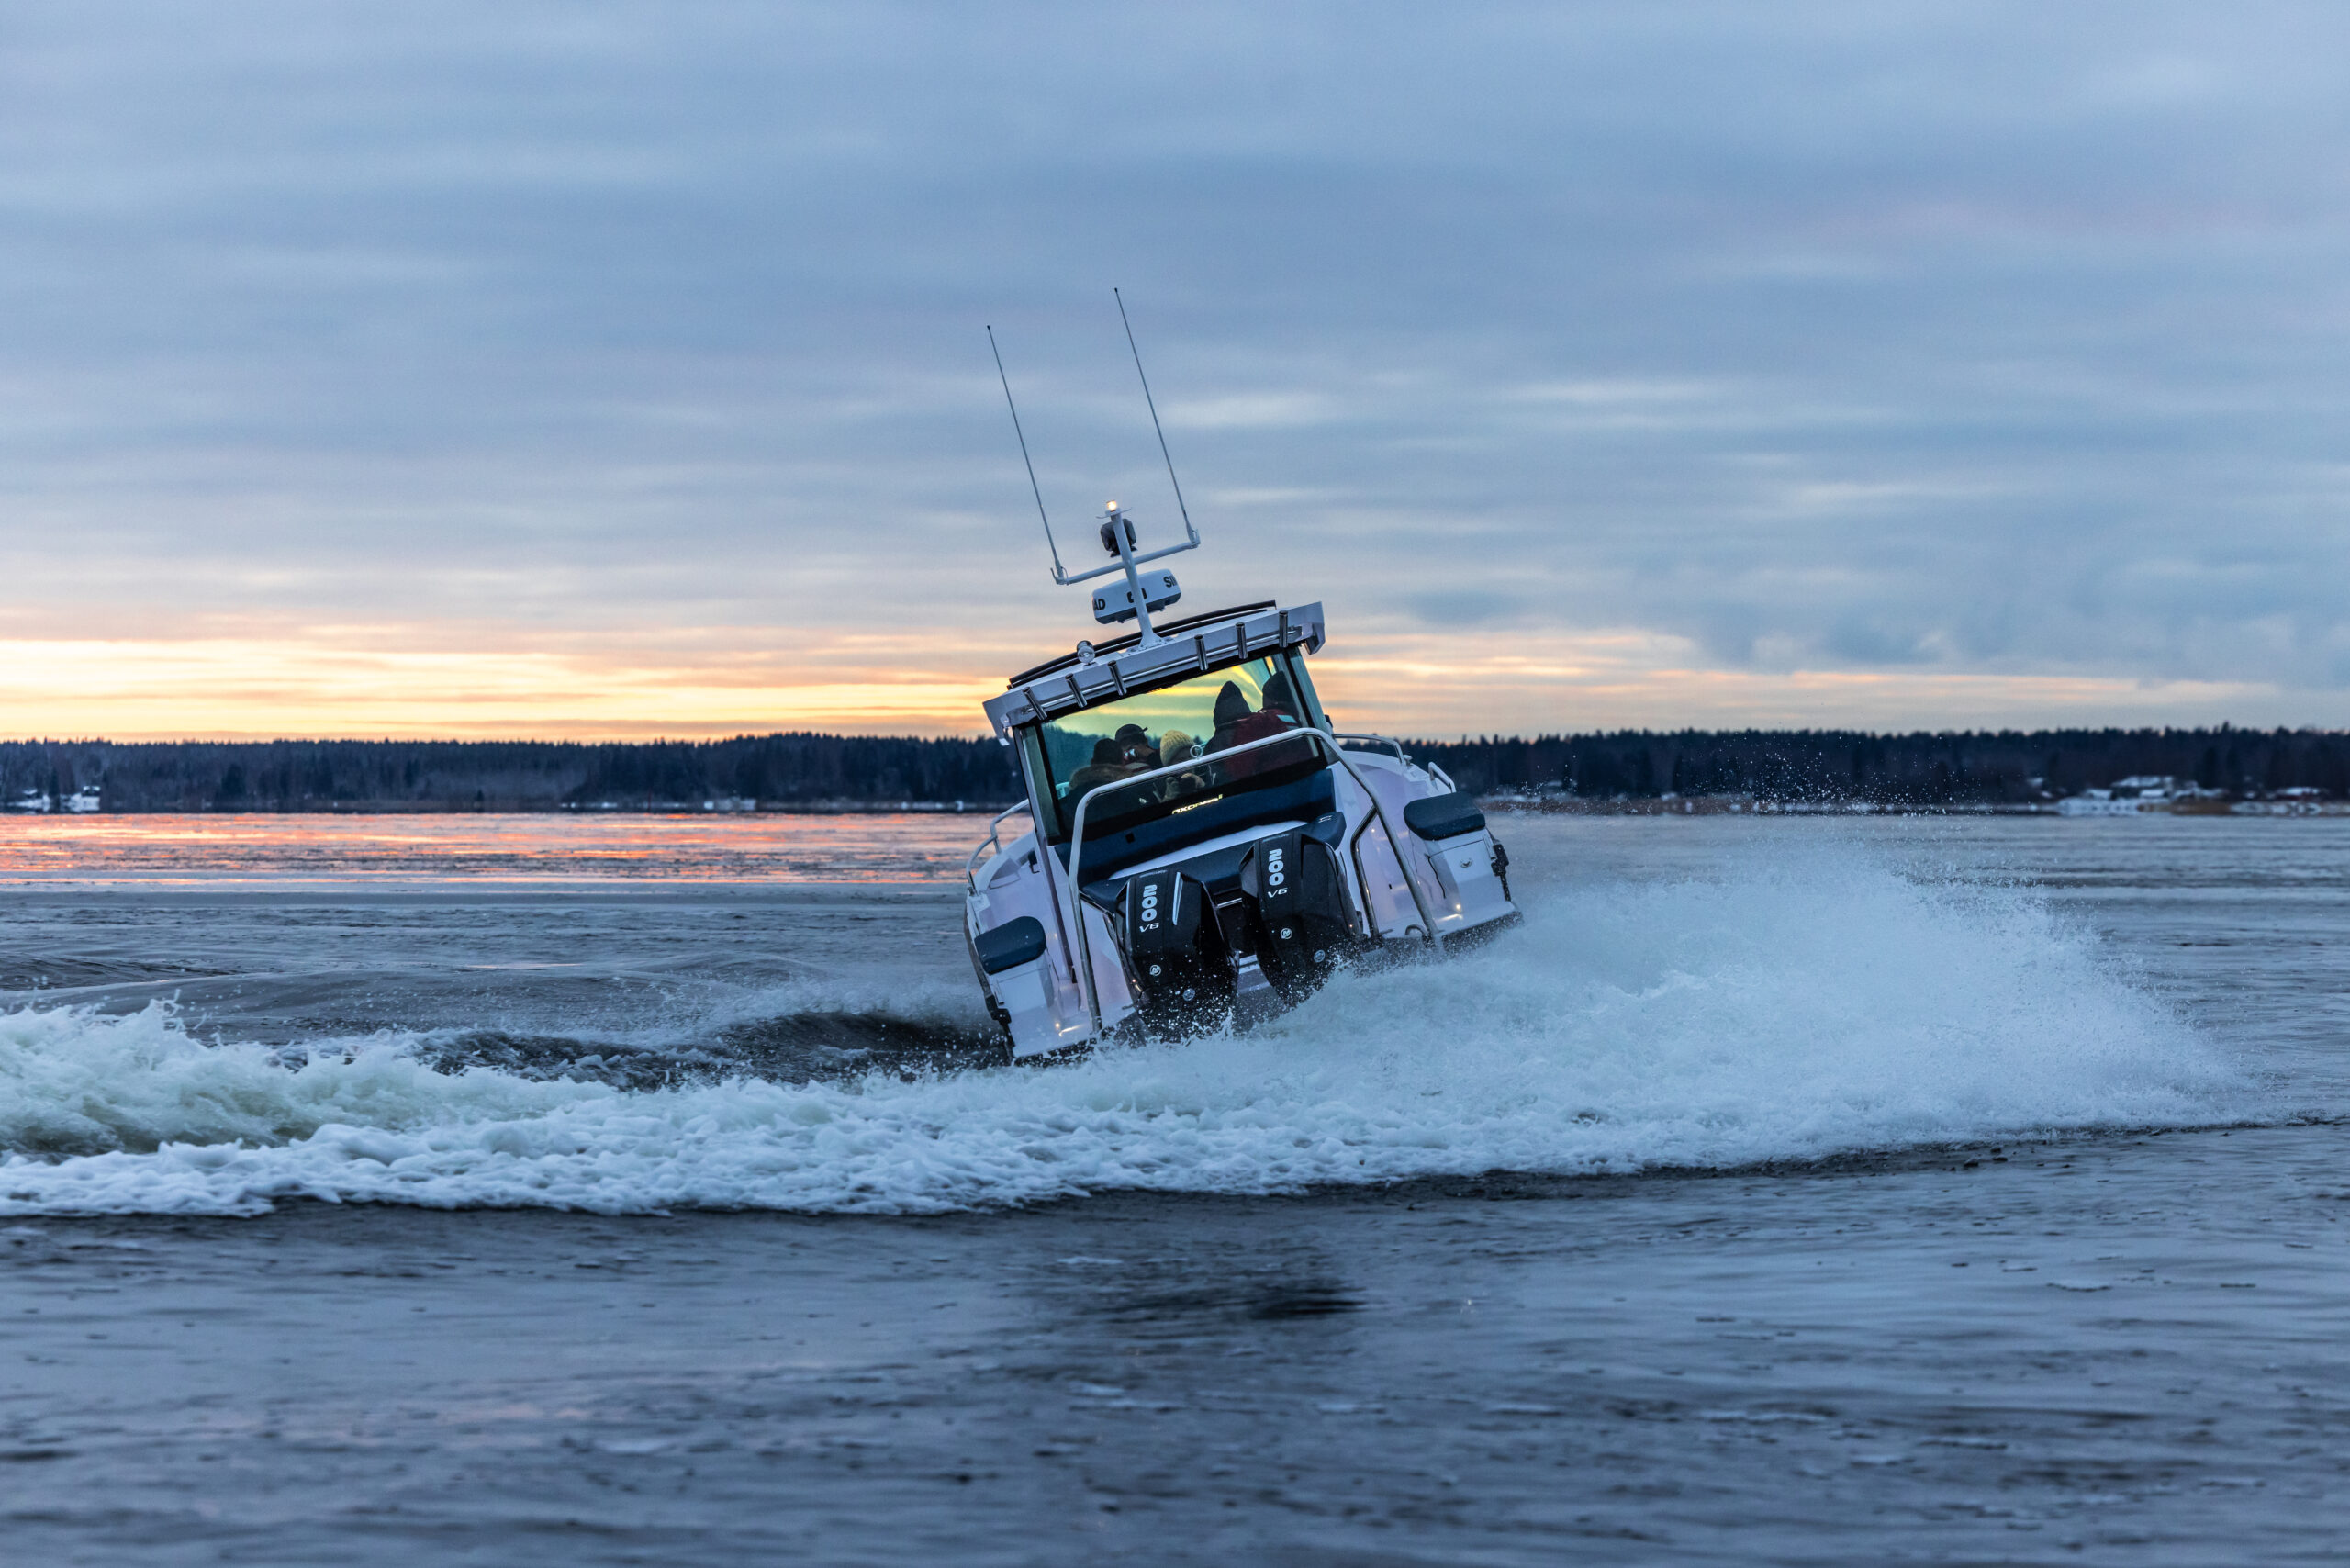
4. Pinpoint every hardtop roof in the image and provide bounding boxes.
[1002,601,1275,689]
[981,601,1326,742]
